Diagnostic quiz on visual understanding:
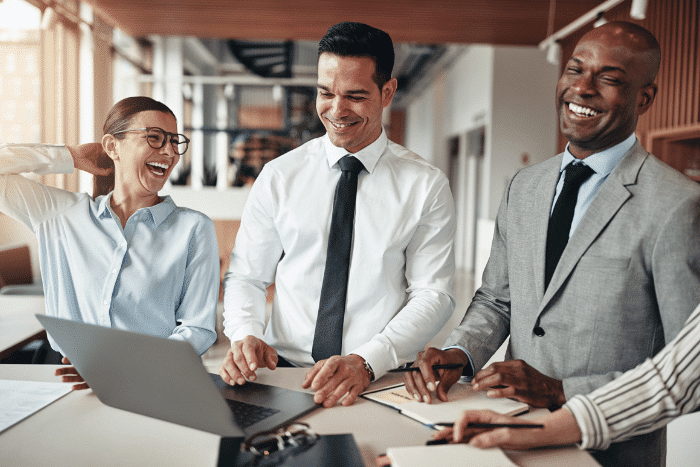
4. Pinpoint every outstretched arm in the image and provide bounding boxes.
[432,409,581,449]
